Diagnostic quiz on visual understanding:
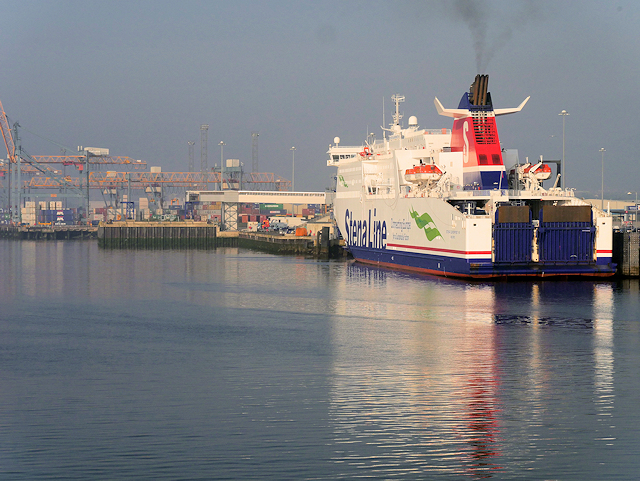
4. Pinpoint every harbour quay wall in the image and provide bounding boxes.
[238,229,347,259]
[0,225,97,240]
[98,221,231,249]
[96,222,347,257]
[613,231,640,277]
